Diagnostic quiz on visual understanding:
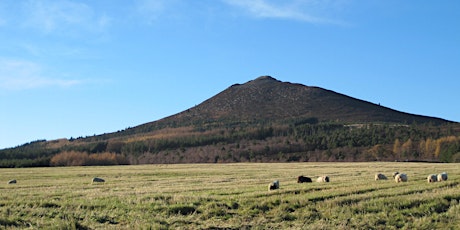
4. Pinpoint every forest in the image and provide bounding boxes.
[1,120,460,167]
